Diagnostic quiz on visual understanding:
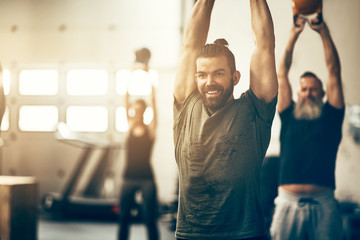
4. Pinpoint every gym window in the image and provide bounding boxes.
[115,106,129,132]
[19,70,58,95]
[1,107,9,131]
[66,106,108,132]
[66,69,108,96]
[19,105,58,132]
[143,107,154,125]
[2,69,10,95]
[115,106,154,133]
[116,69,158,96]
